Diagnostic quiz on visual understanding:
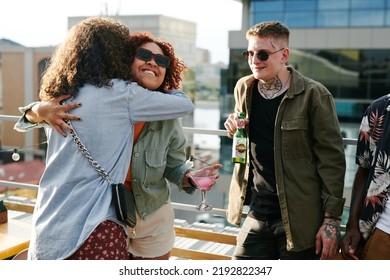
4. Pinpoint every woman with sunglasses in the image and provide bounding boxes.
[16,31,221,260]
[224,21,346,260]
[124,32,221,260]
